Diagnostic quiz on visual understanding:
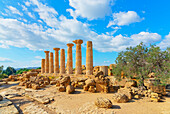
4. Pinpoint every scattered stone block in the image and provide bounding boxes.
[125,80,137,87]
[150,92,160,102]
[95,97,112,108]
[66,85,75,94]
[83,85,89,91]
[88,86,95,93]
[94,71,103,77]
[32,84,39,90]
[19,82,25,86]
[112,93,129,103]
[57,86,66,92]
[150,97,160,102]
[44,81,49,85]
[85,79,95,87]
[109,86,119,93]
[77,82,85,88]
[118,88,132,100]
[60,76,71,87]
[50,80,57,85]
[150,85,166,95]
[134,94,141,99]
